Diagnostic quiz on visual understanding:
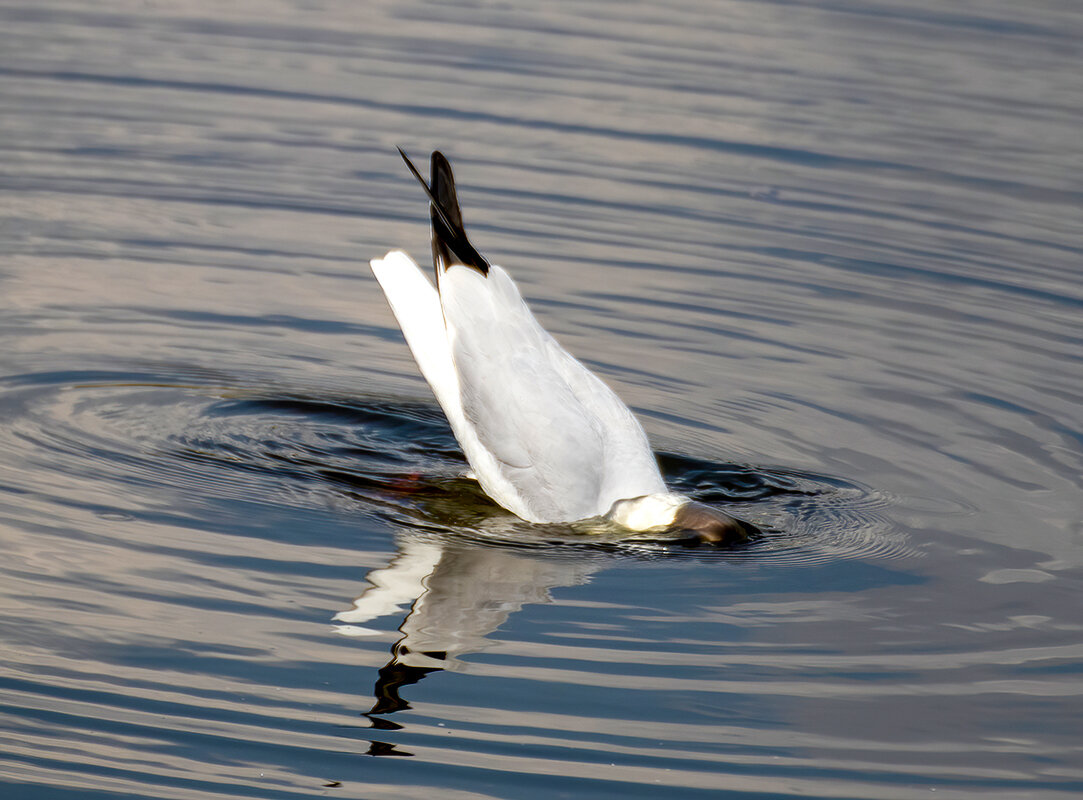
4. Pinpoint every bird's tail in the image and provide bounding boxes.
[397,147,490,279]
